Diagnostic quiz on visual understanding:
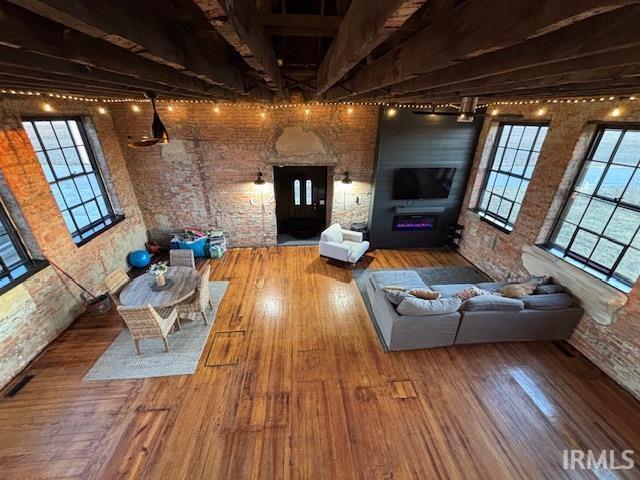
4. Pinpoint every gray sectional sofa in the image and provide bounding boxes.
[366,270,583,351]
